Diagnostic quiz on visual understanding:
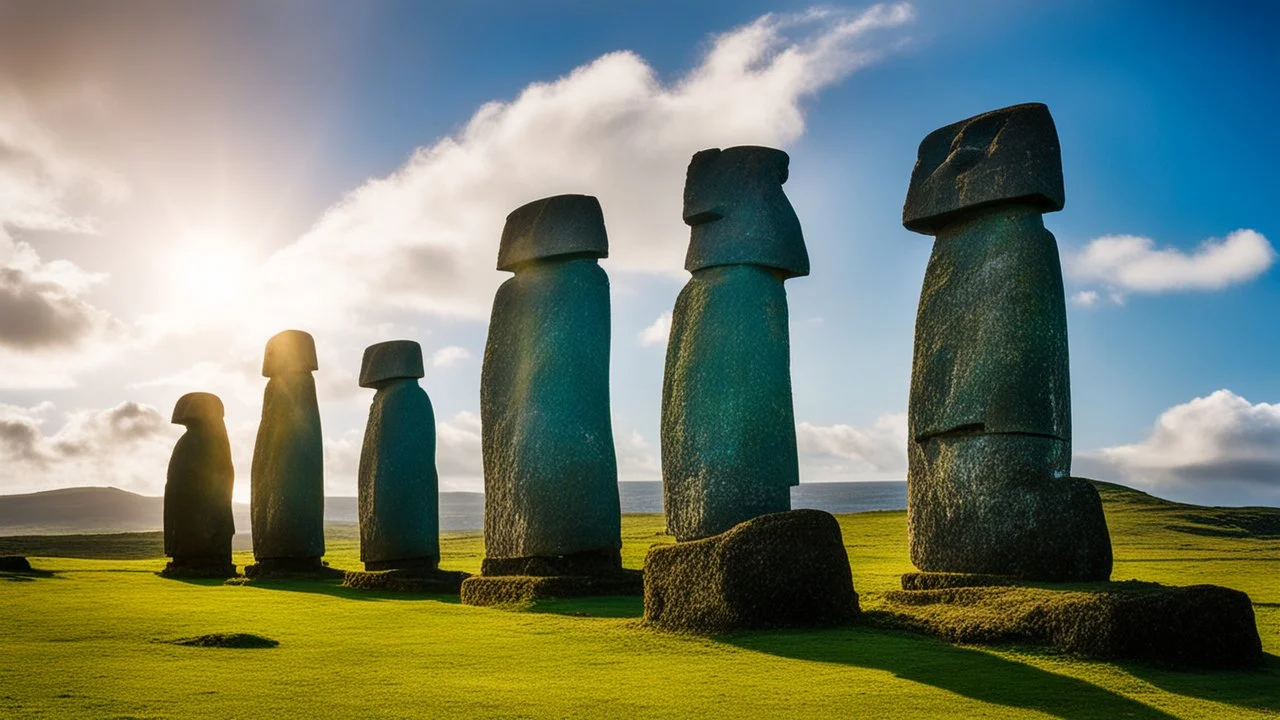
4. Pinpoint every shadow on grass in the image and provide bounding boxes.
[521,595,646,619]
[1,568,58,582]
[223,576,462,604]
[1119,653,1280,715]
[723,623,1180,719]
